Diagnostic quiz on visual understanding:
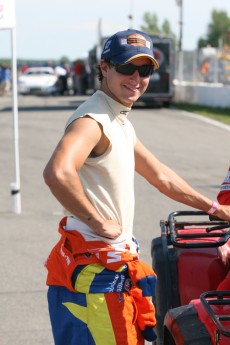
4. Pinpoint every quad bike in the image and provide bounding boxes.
[151,210,230,345]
